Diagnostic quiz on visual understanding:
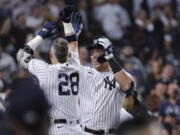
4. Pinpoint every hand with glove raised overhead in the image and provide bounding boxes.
[38,21,58,39]
[59,6,83,43]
